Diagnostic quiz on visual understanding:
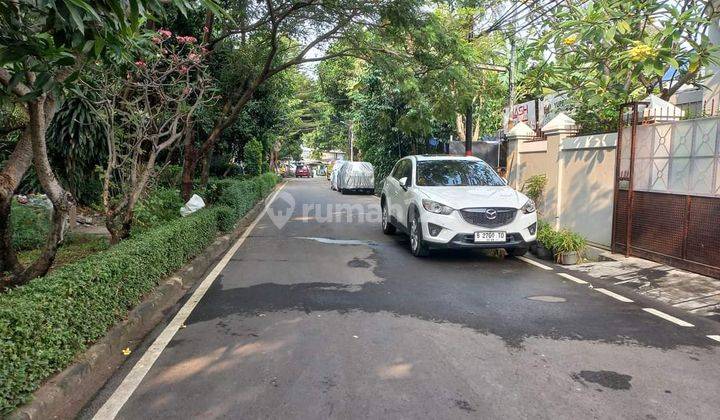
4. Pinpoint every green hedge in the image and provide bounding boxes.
[0,174,280,415]
[208,173,278,209]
